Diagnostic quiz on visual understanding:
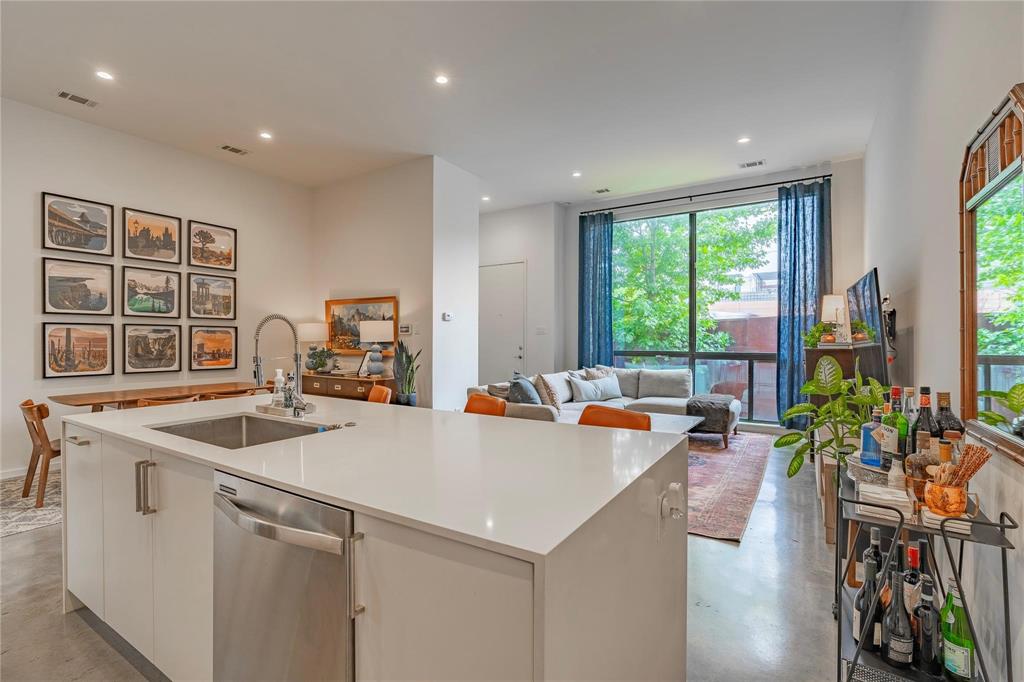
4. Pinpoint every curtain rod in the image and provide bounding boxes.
[579,173,832,215]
